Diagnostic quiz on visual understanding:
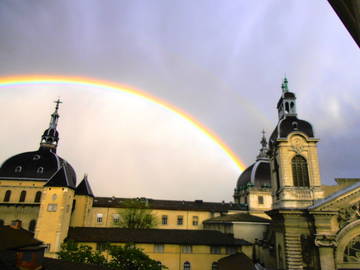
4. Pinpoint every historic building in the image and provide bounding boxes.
[0,79,359,270]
